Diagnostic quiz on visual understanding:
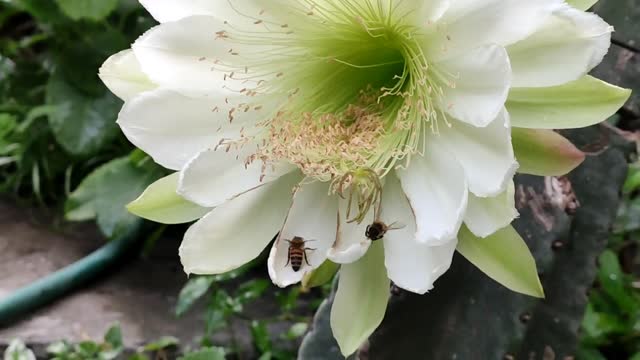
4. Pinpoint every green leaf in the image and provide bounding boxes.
[507,75,631,129]
[175,276,216,316]
[104,324,123,350]
[576,346,607,360]
[141,336,179,352]
[623,166,640,194]
[512,128,585,176]
[65,156,163,237]
[46,72,120,156]
[13,0,66,23]
[127,173,210,224]
[54,0,119,21]
[302,259,340,290]
[330,241,389,356]
[250,320,272,354]
[178,347,226,360]
[565,0,597,10]
[597,250,637,312]
[581,303,622,343]
[457,225,544,298]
